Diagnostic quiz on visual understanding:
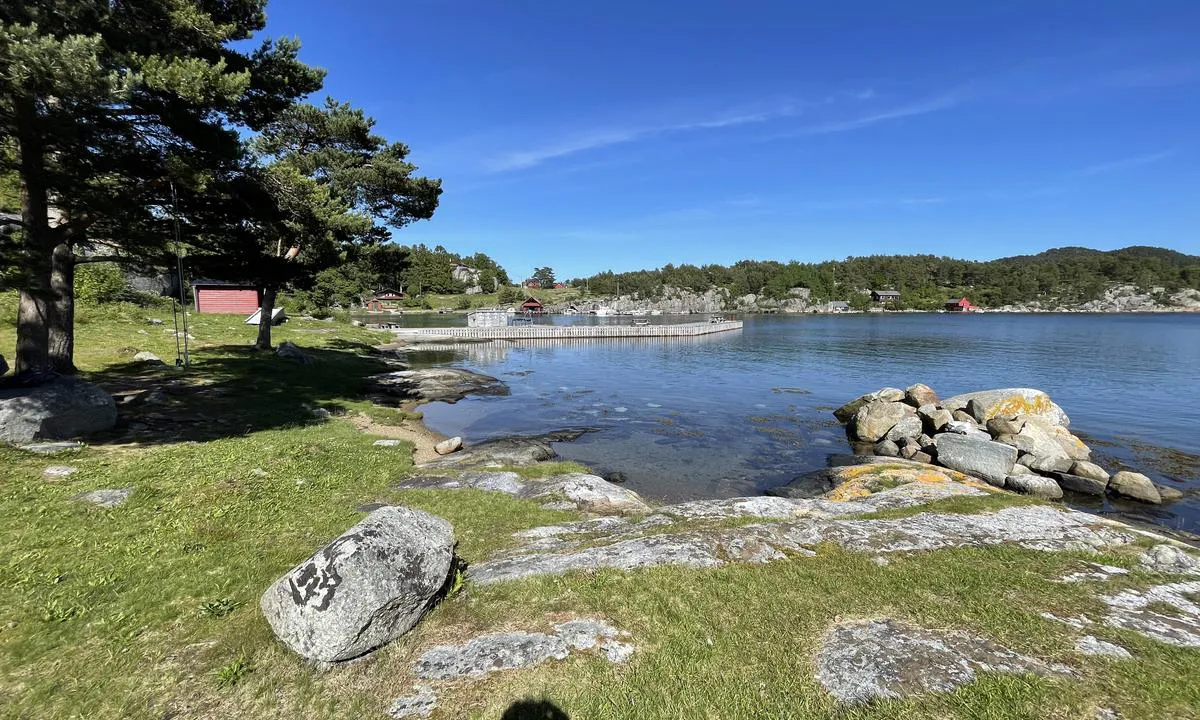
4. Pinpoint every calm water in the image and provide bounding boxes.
[417,314,1200,533]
